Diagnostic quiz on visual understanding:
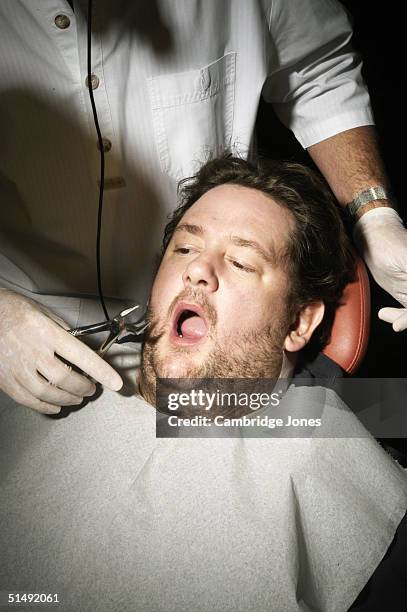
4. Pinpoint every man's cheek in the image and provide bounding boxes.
[149,283,176,326]
[149,267,169,308]
[152,260,181,298]
[219,296,251,328]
